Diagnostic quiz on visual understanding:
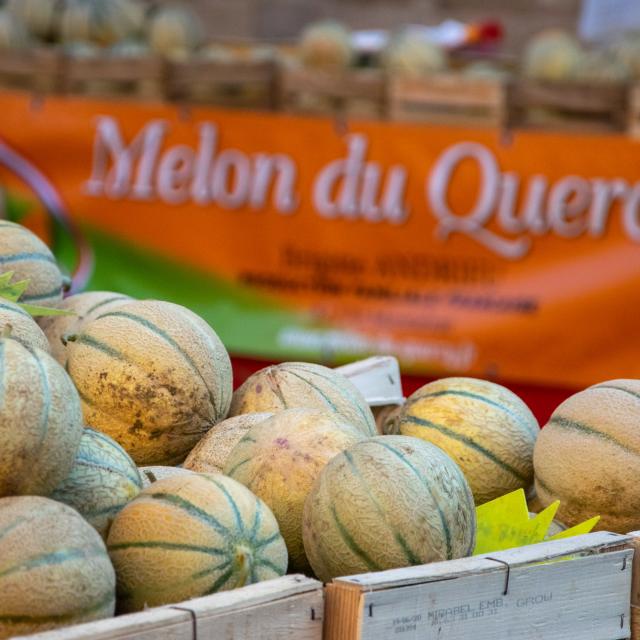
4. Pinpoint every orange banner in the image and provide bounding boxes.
[1,90,639,388]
